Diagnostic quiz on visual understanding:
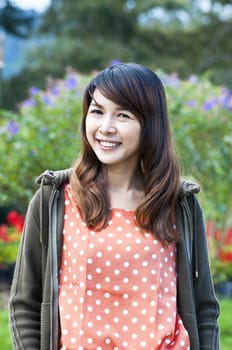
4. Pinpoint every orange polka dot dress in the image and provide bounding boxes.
[59,184,190,350]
